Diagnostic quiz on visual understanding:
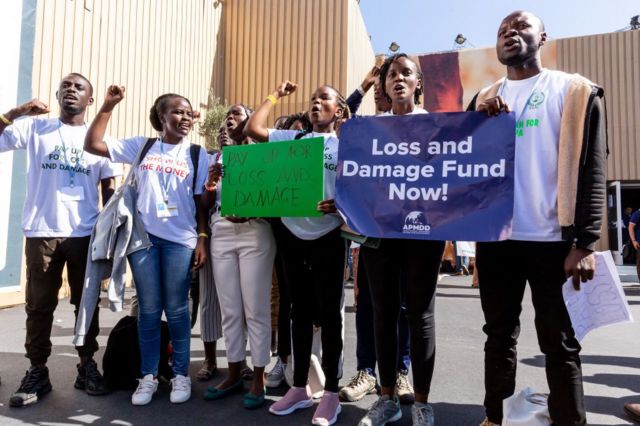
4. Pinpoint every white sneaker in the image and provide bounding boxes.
[266,358,287,388]
[131,374,158,406]
[170,374,191,404]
